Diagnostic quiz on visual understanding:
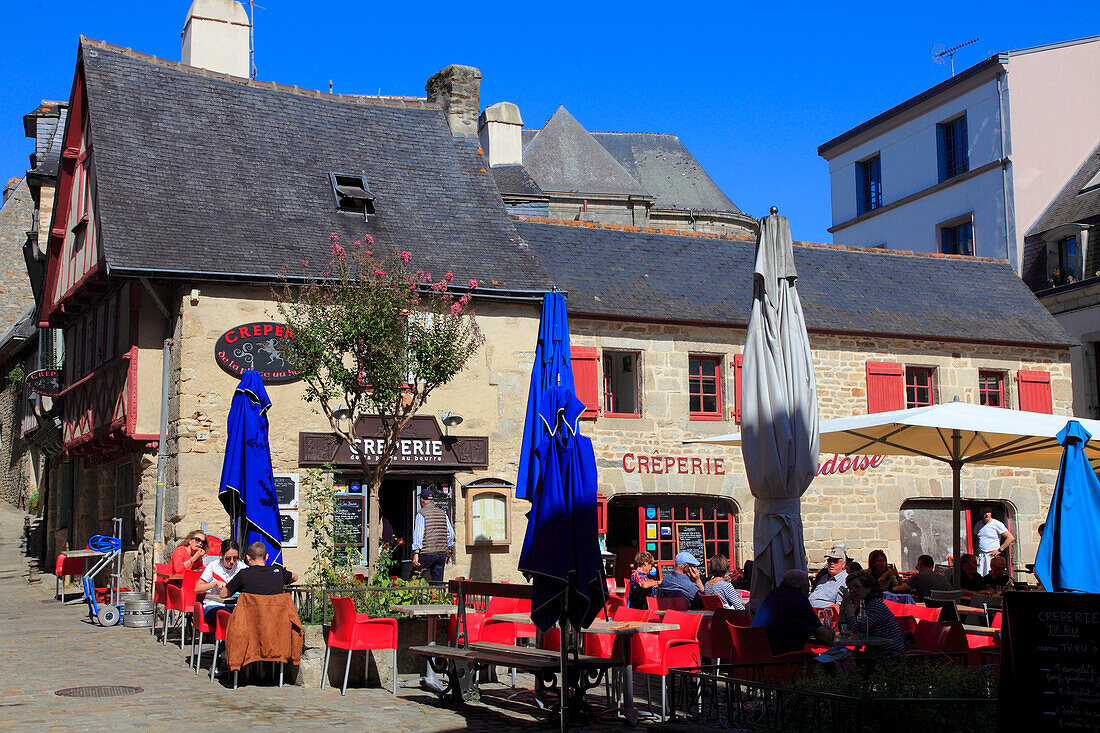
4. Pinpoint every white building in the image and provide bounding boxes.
[818,36,1100,271]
